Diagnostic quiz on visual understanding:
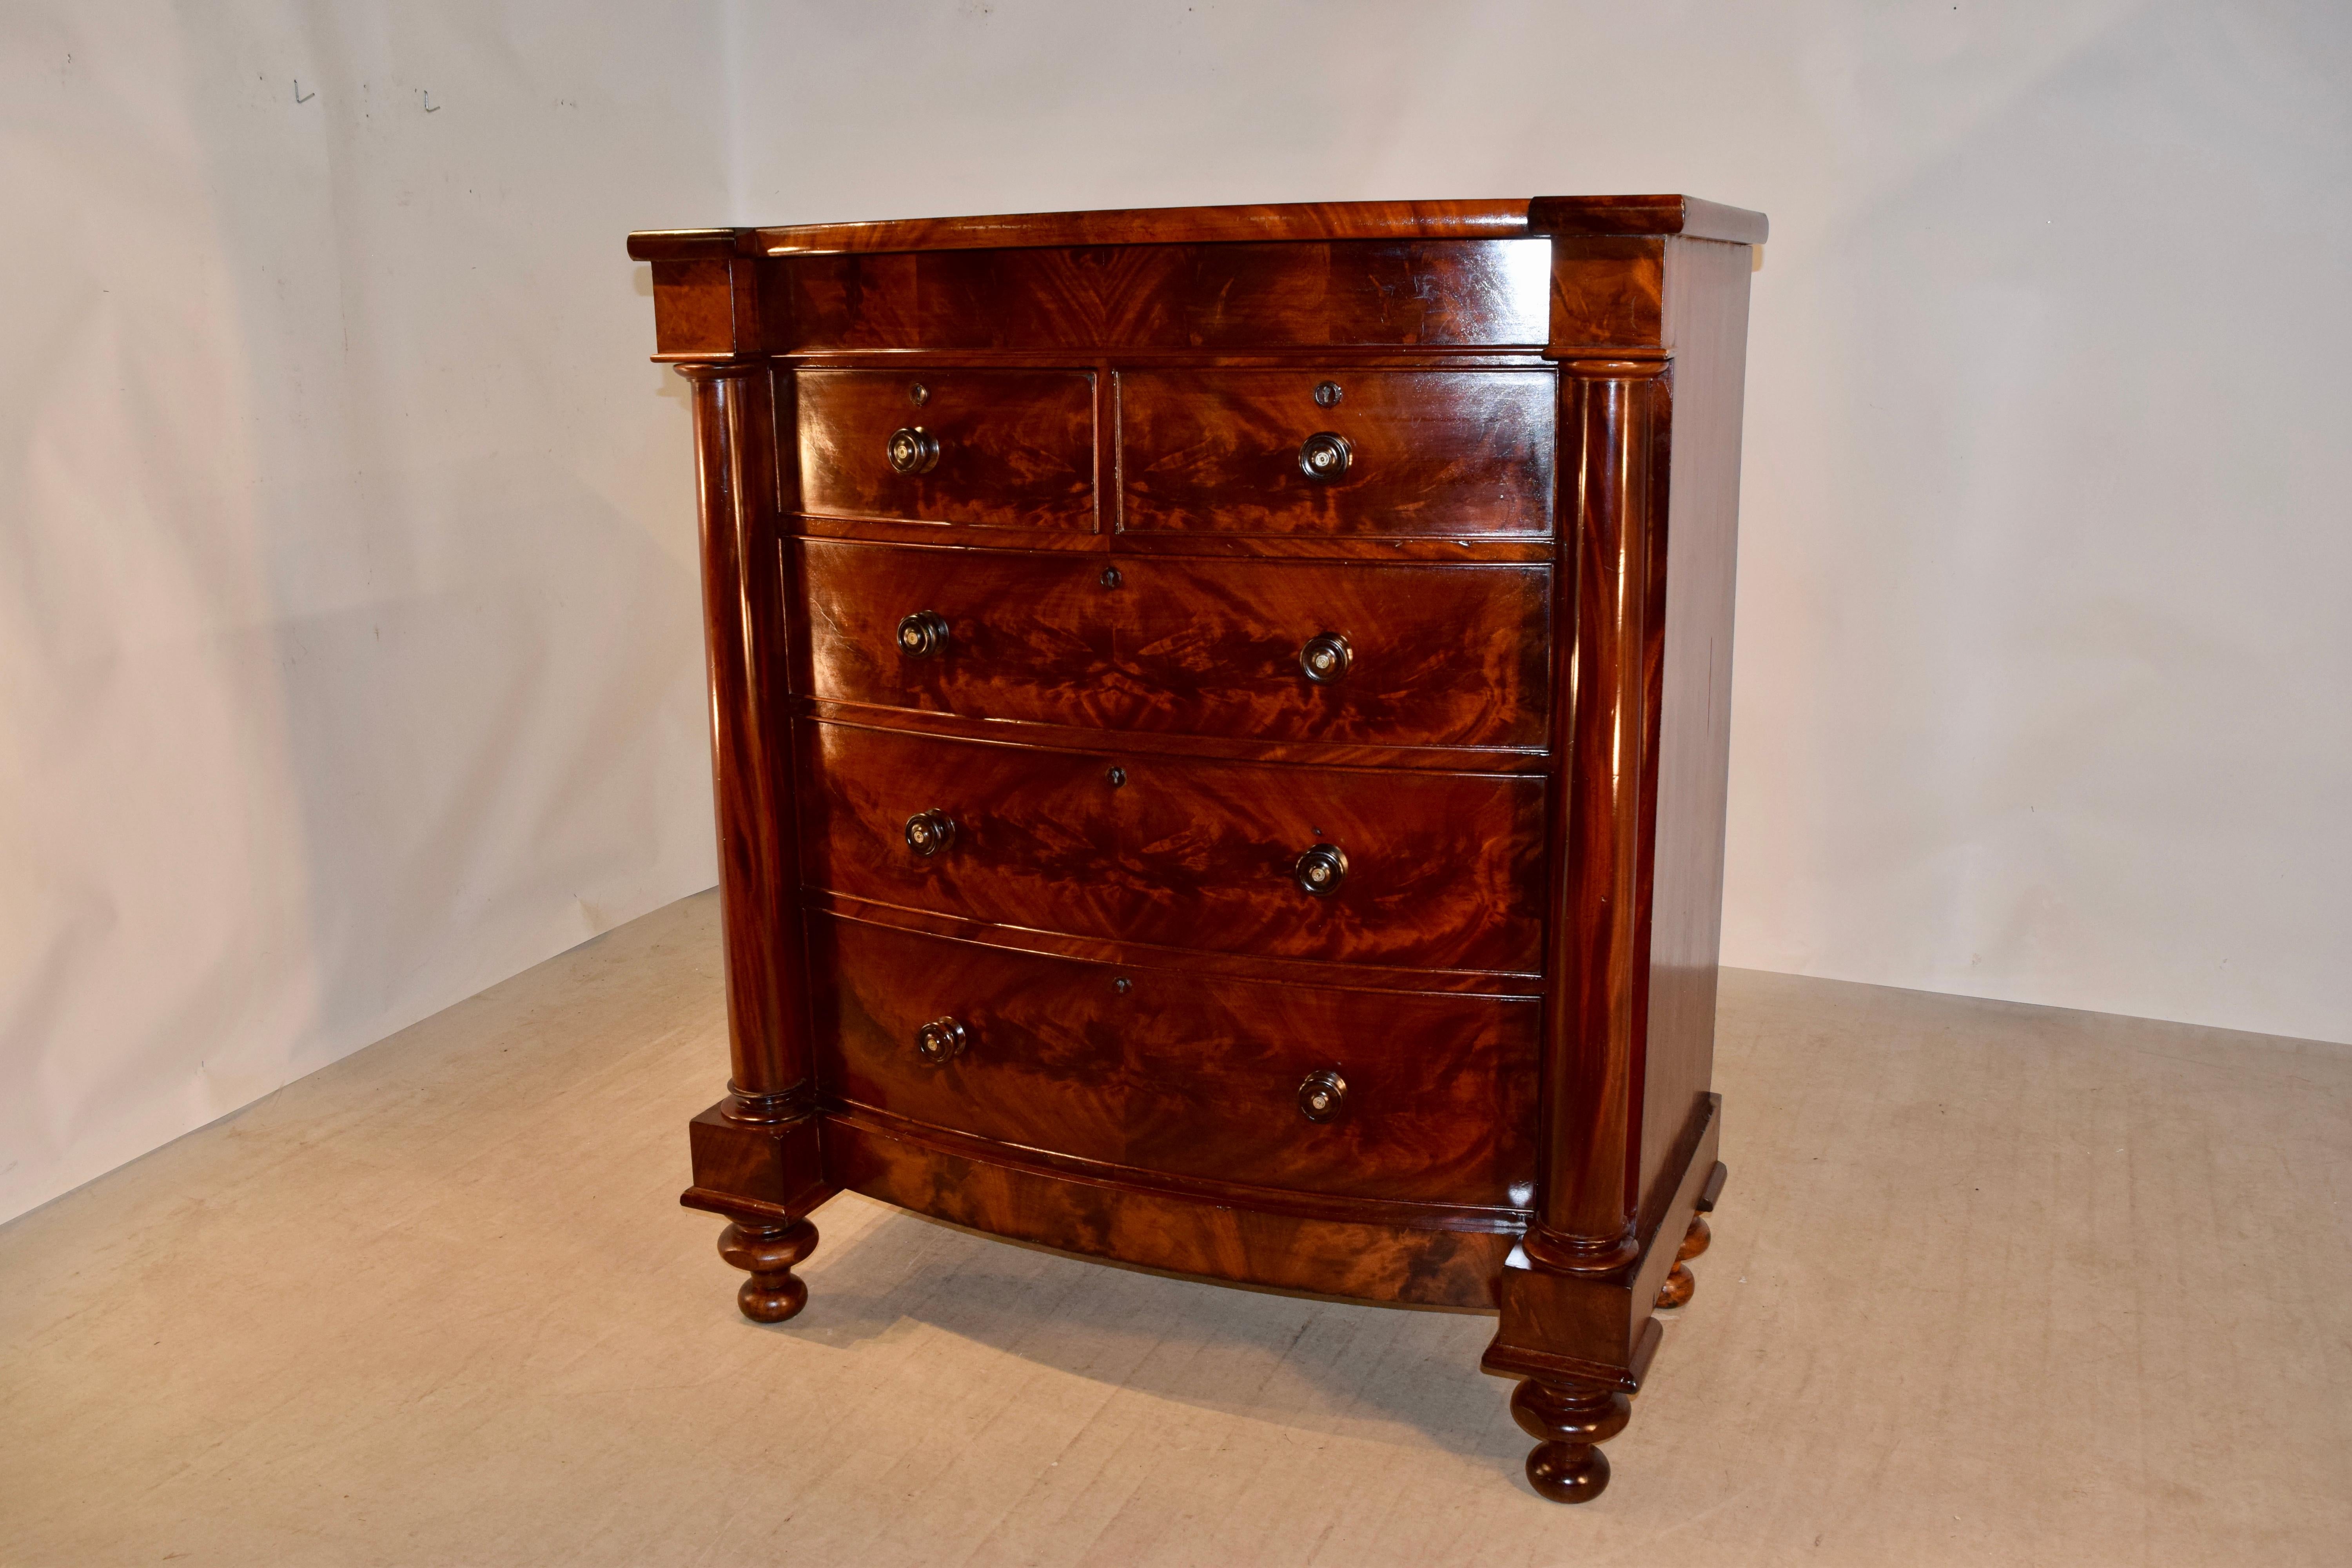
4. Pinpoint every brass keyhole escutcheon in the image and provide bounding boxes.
[909,382,929,407]
[1100,566,1123,590]
[1313,380,1344,408]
